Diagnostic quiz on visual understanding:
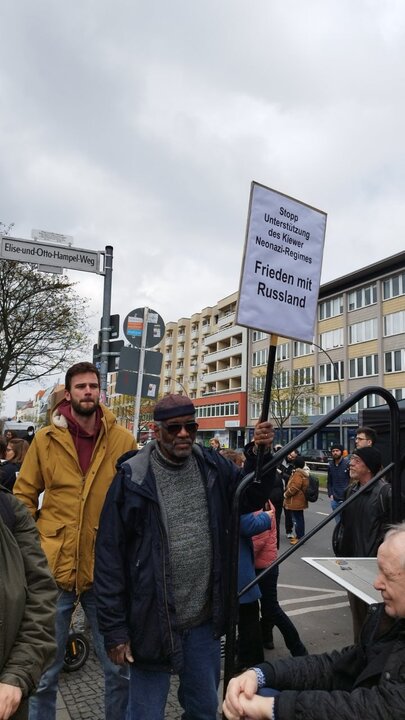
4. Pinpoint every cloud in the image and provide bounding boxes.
[2,0,405,412]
